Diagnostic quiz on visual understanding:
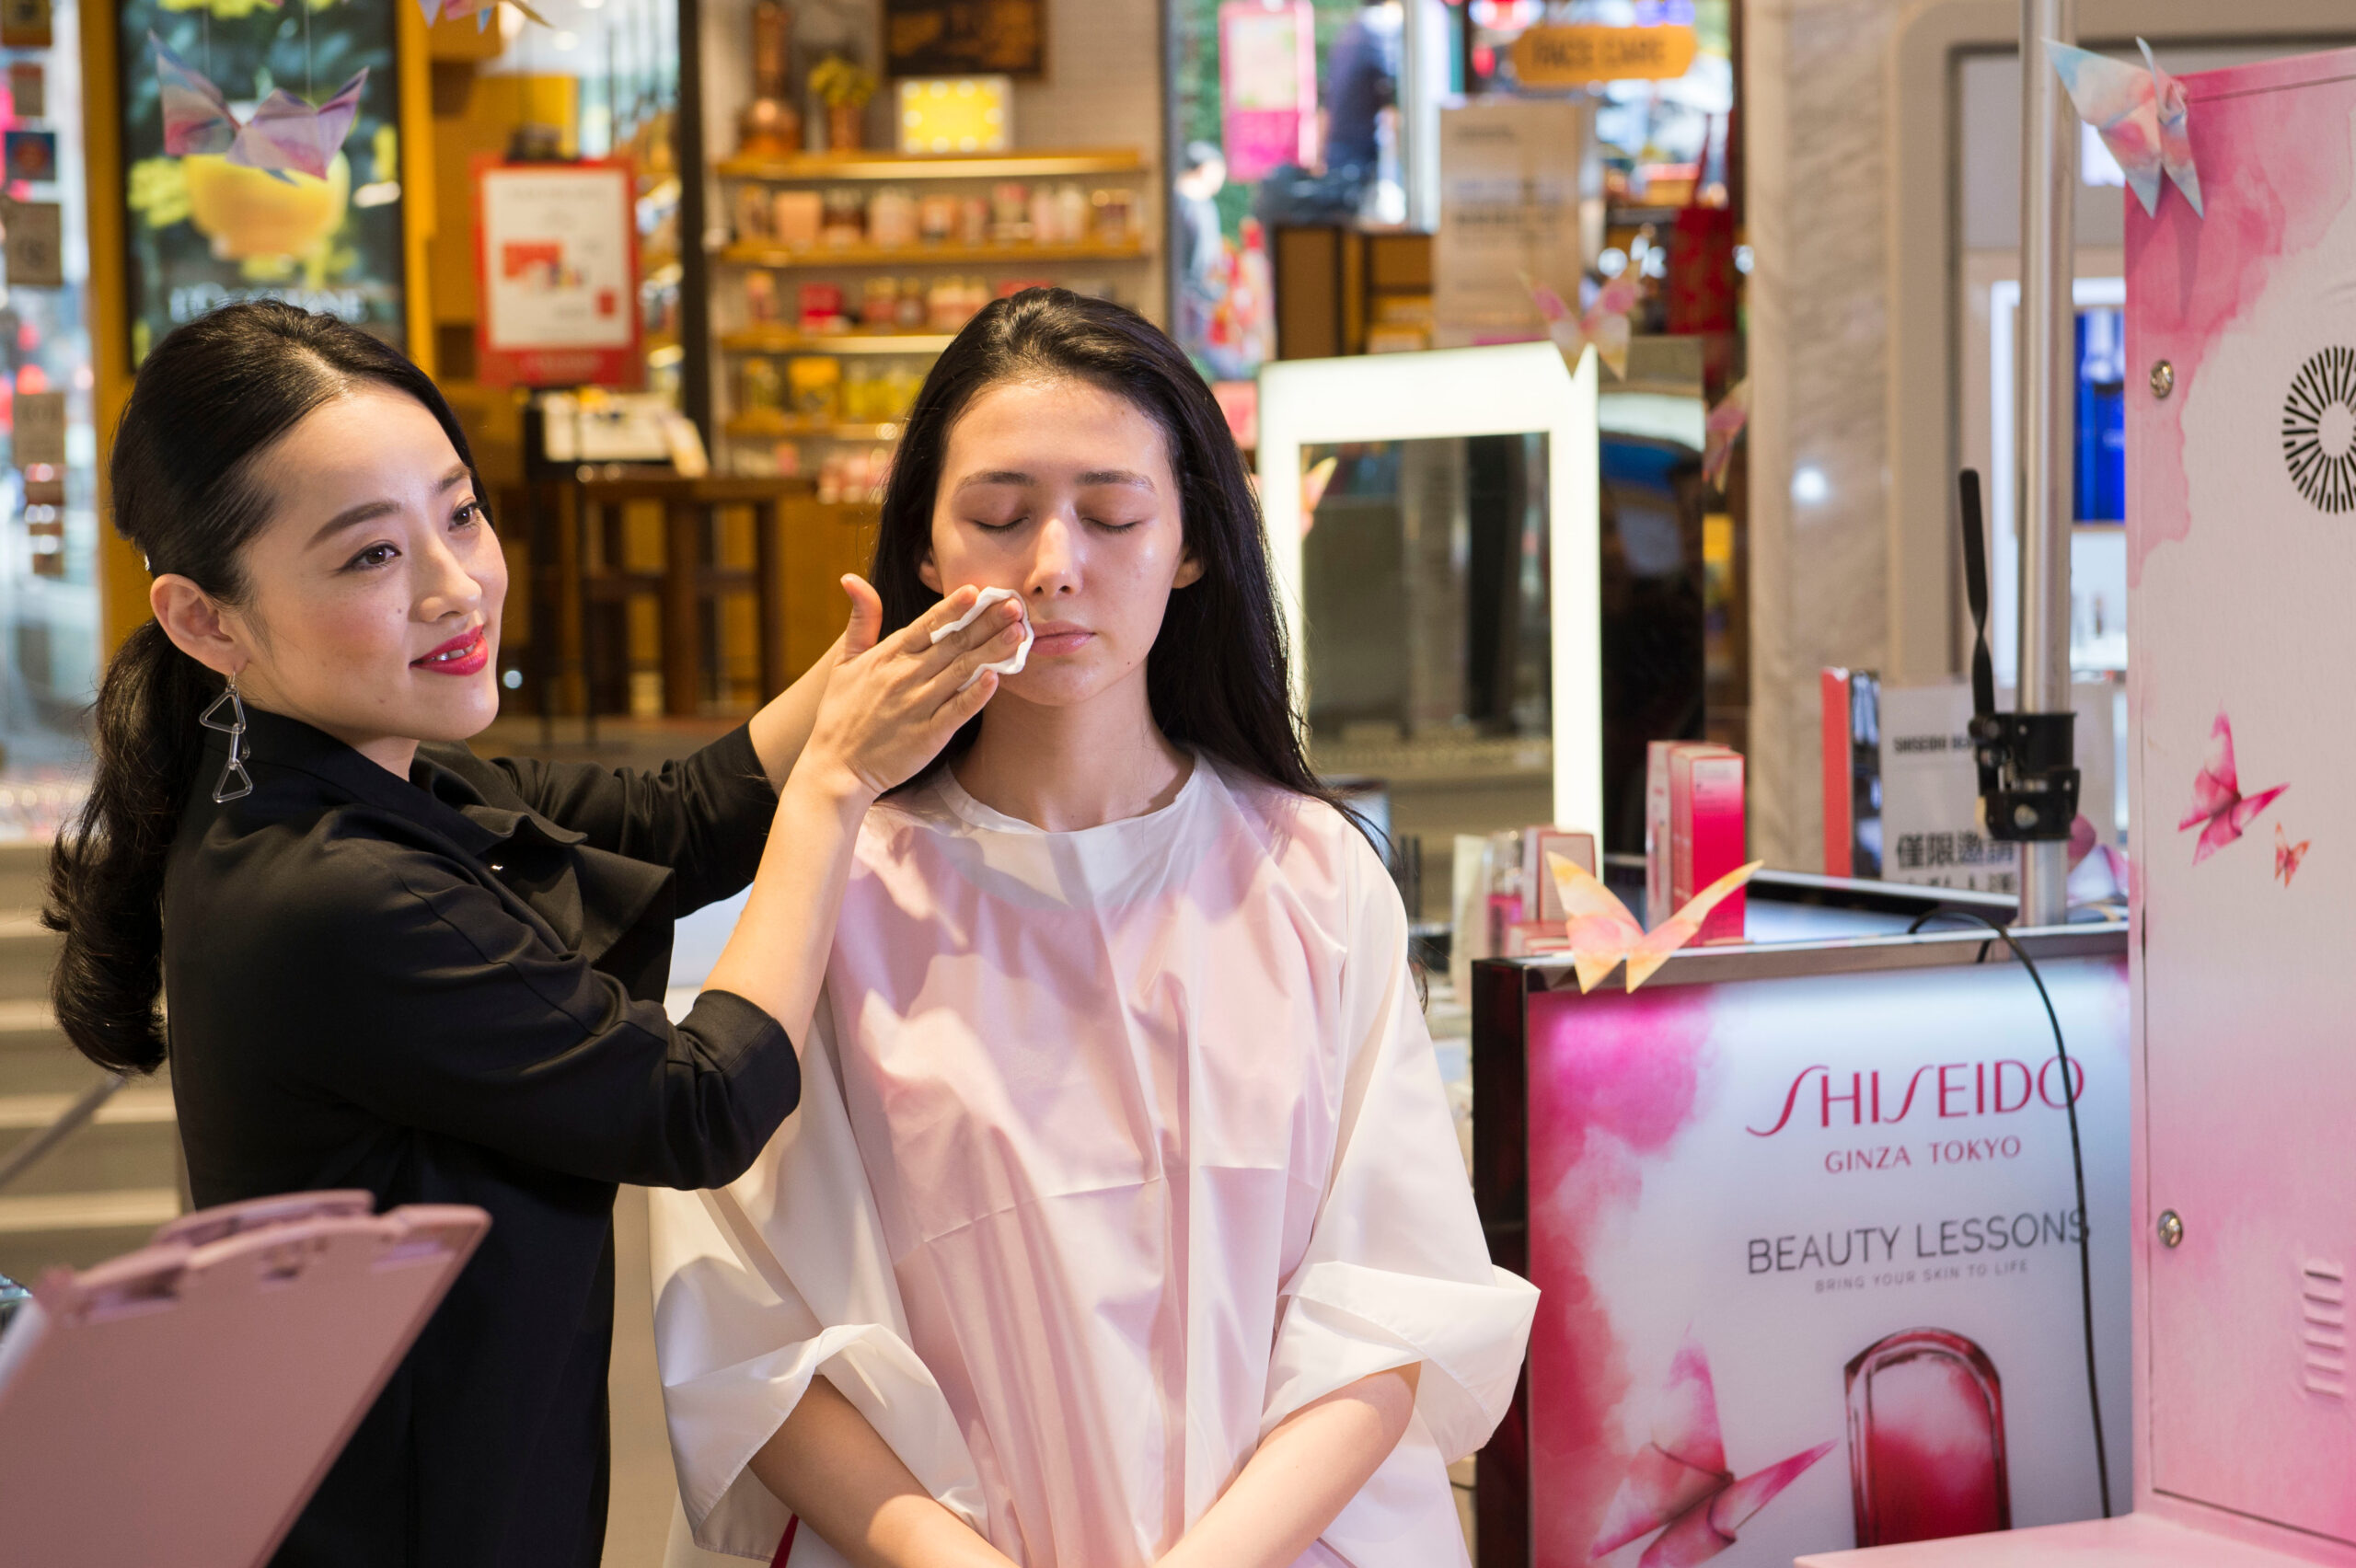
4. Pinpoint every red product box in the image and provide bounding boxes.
[797,282,845,329]
[1669,744,1747,944]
